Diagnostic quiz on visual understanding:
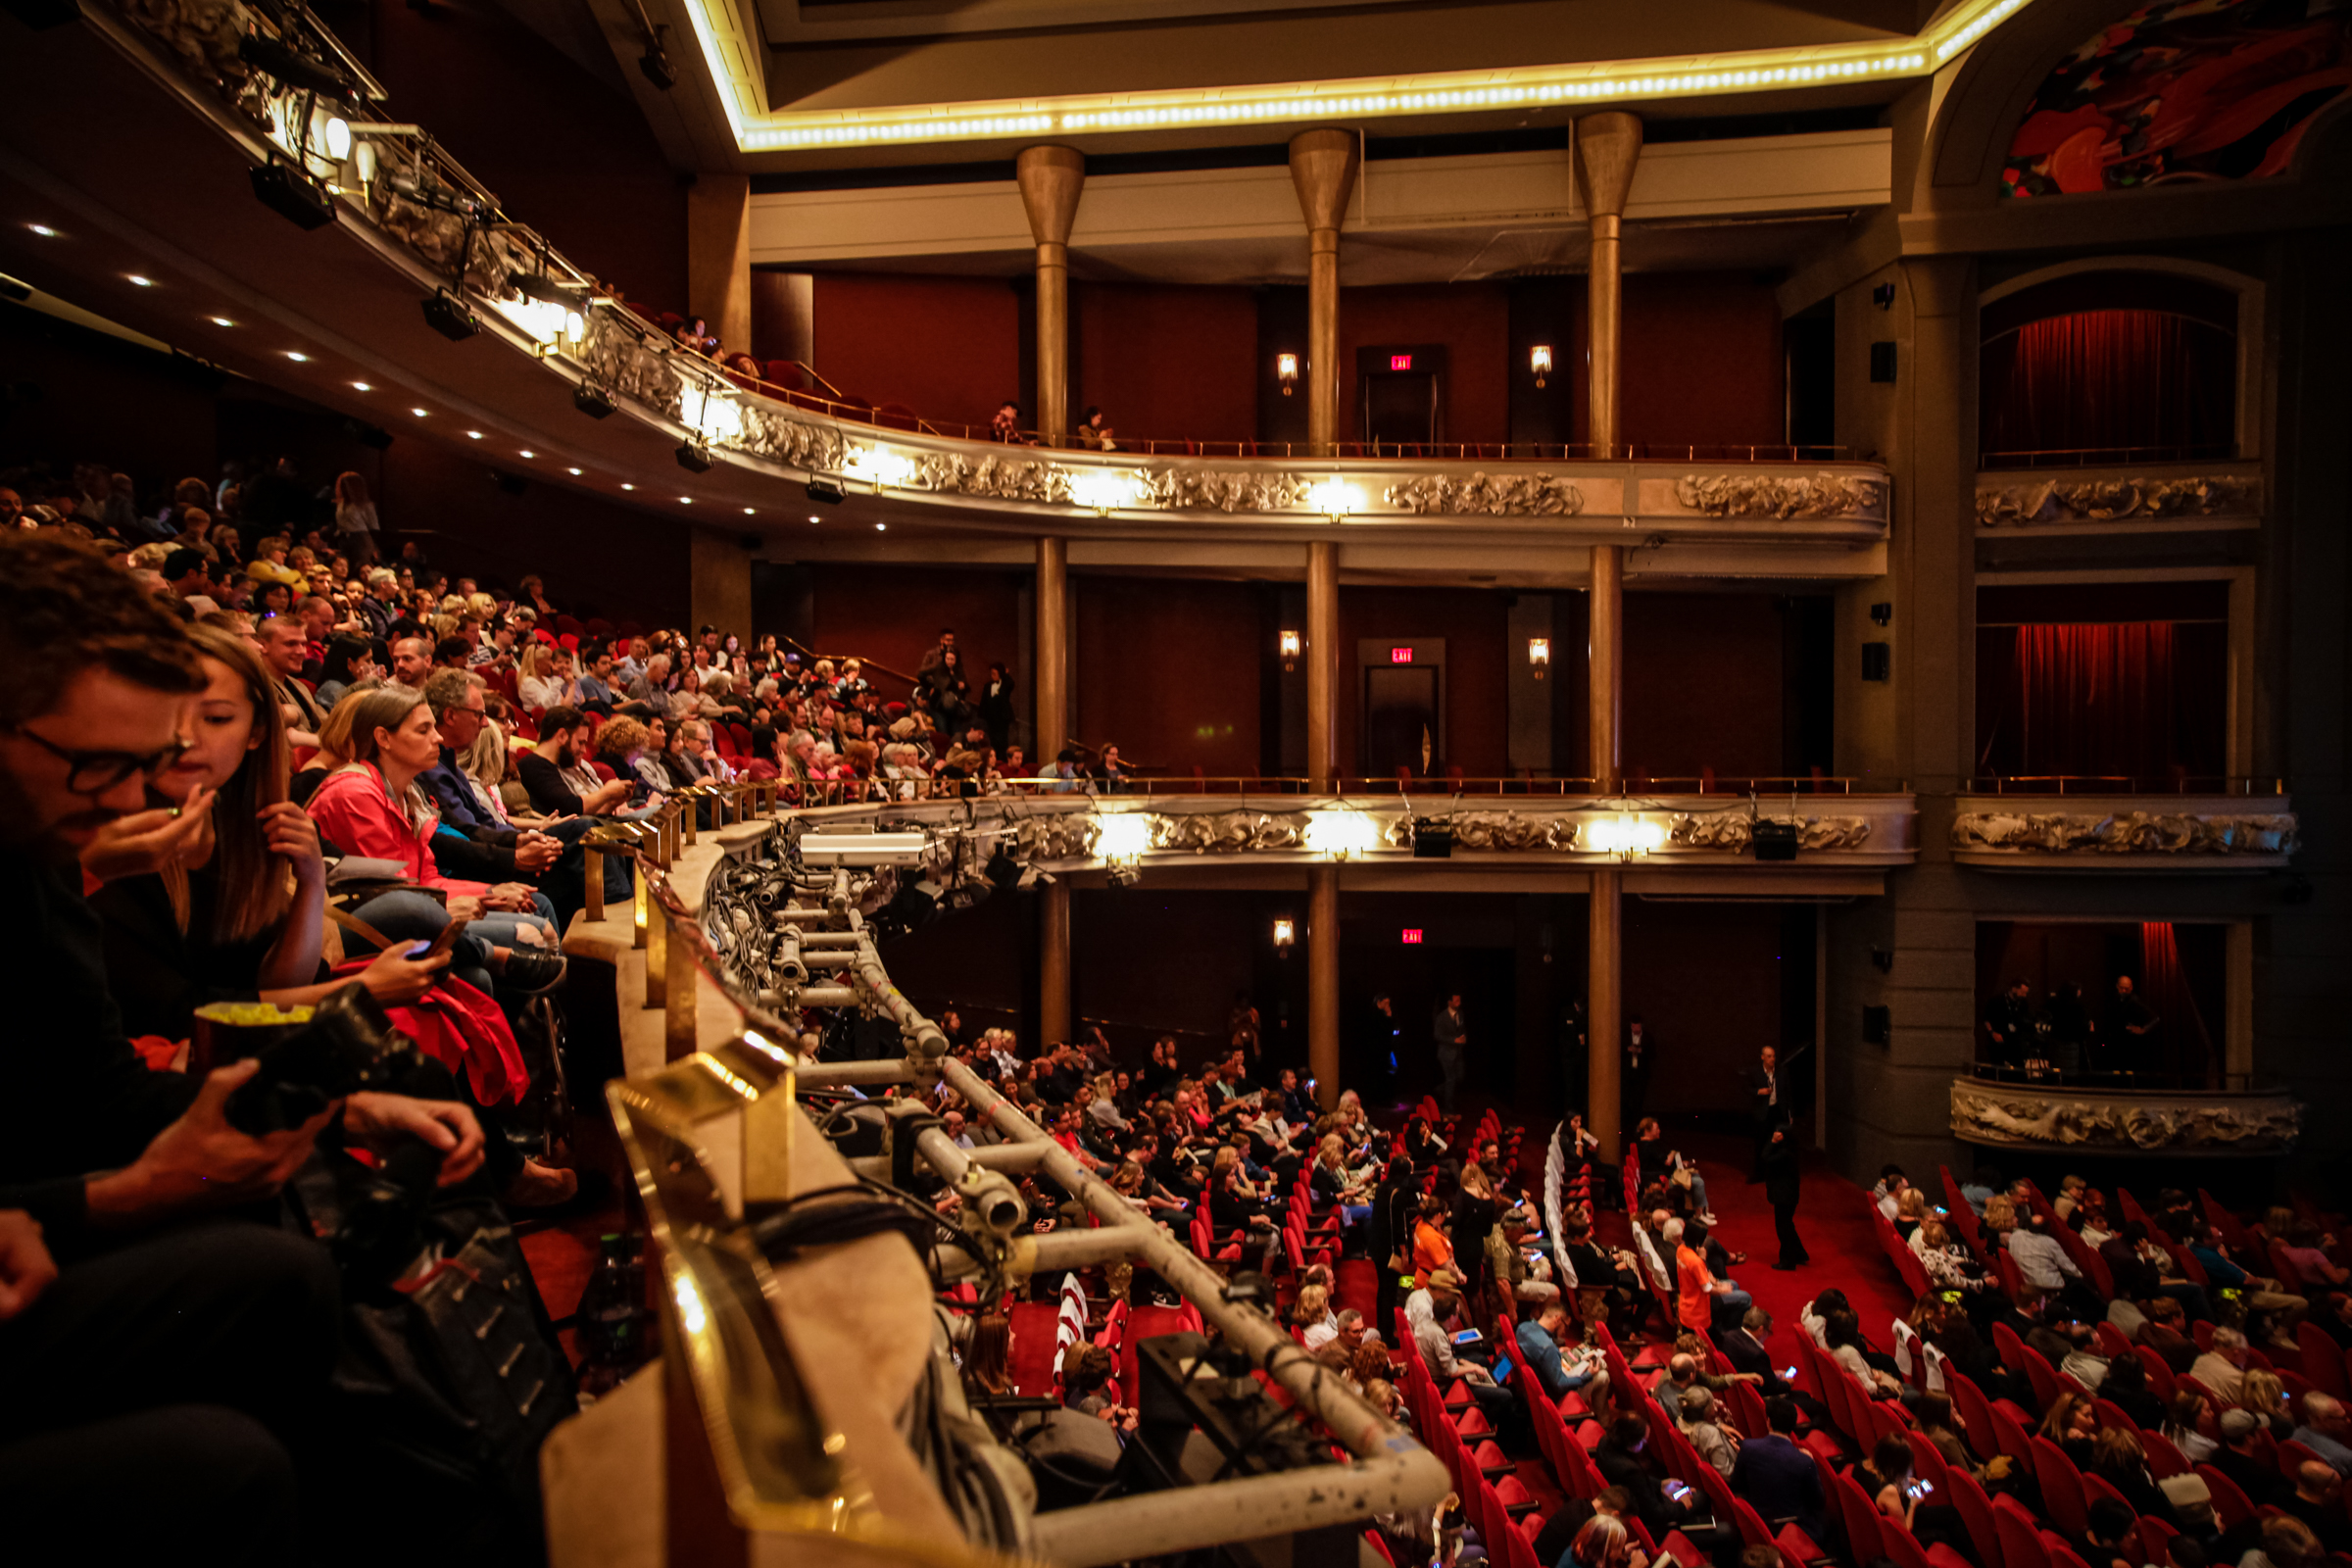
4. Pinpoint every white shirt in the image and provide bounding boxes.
[2007,1229,2079,1291]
